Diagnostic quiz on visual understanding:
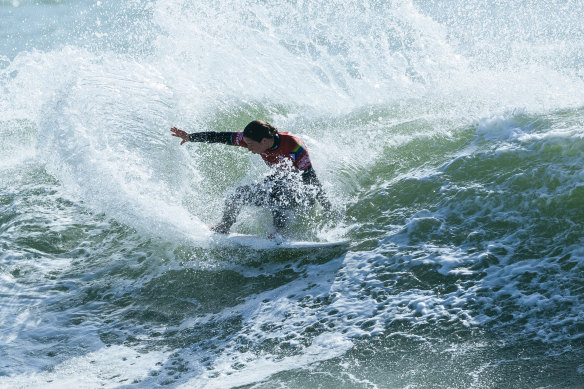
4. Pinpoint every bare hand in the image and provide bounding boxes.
[170,127,190,145]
